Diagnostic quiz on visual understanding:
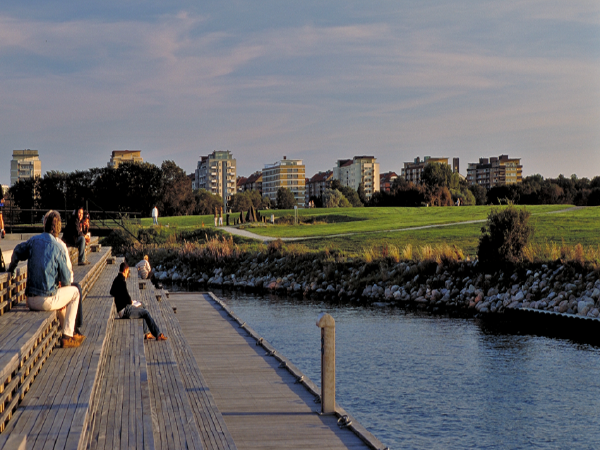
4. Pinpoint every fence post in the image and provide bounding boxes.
[316,312,335,414]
